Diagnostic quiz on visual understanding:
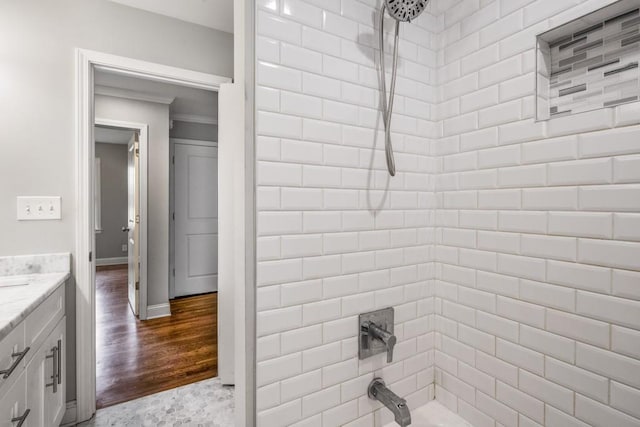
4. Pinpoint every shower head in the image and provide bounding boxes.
[384,0,428,22]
